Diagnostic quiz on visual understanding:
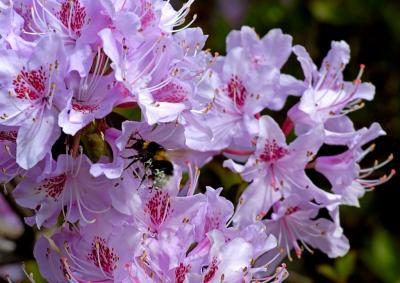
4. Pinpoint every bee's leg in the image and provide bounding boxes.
[124,156,140,170]
[131,167,141,179]
[126,133,144,148]
[134,132,144,140]
[137,172,148,190]
[121,155,137,160]
[125,143,138,150]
